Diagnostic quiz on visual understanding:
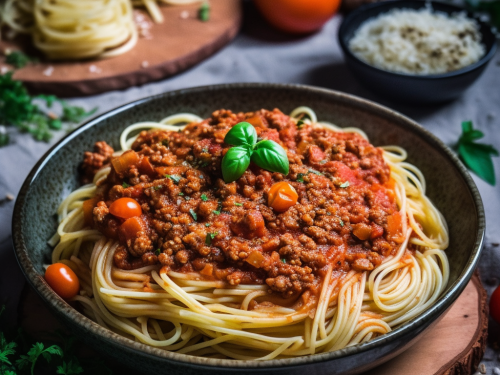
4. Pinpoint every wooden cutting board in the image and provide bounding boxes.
[0,0,242,97]
[18,273,487,375]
